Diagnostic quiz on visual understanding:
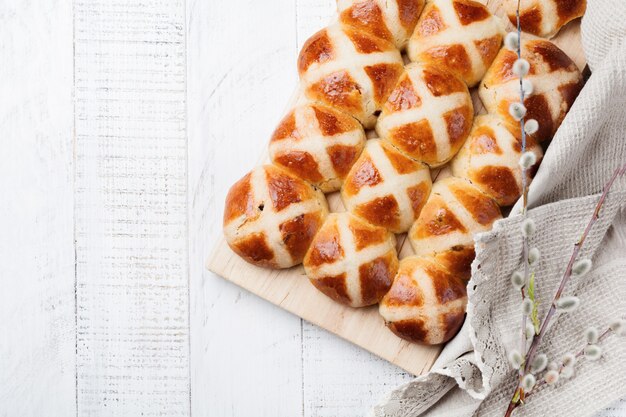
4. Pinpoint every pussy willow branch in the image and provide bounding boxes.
[505,163,626,417]
[516,0,528,211]
[529,328,613,395]
[523,163,626,371]
[516,0,530,391]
